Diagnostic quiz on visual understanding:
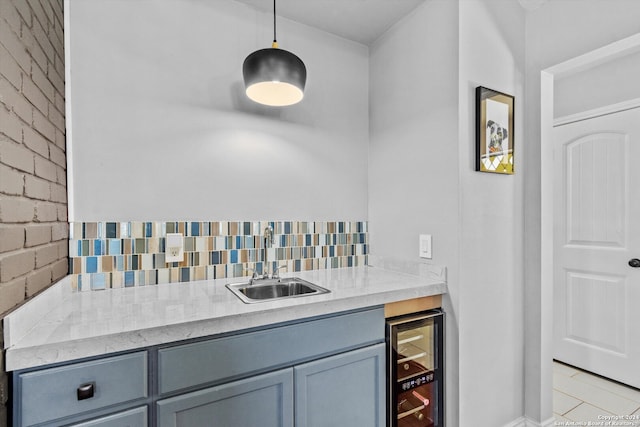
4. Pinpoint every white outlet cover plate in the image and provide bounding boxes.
[419,234,432,259]
[166,233,184,263]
